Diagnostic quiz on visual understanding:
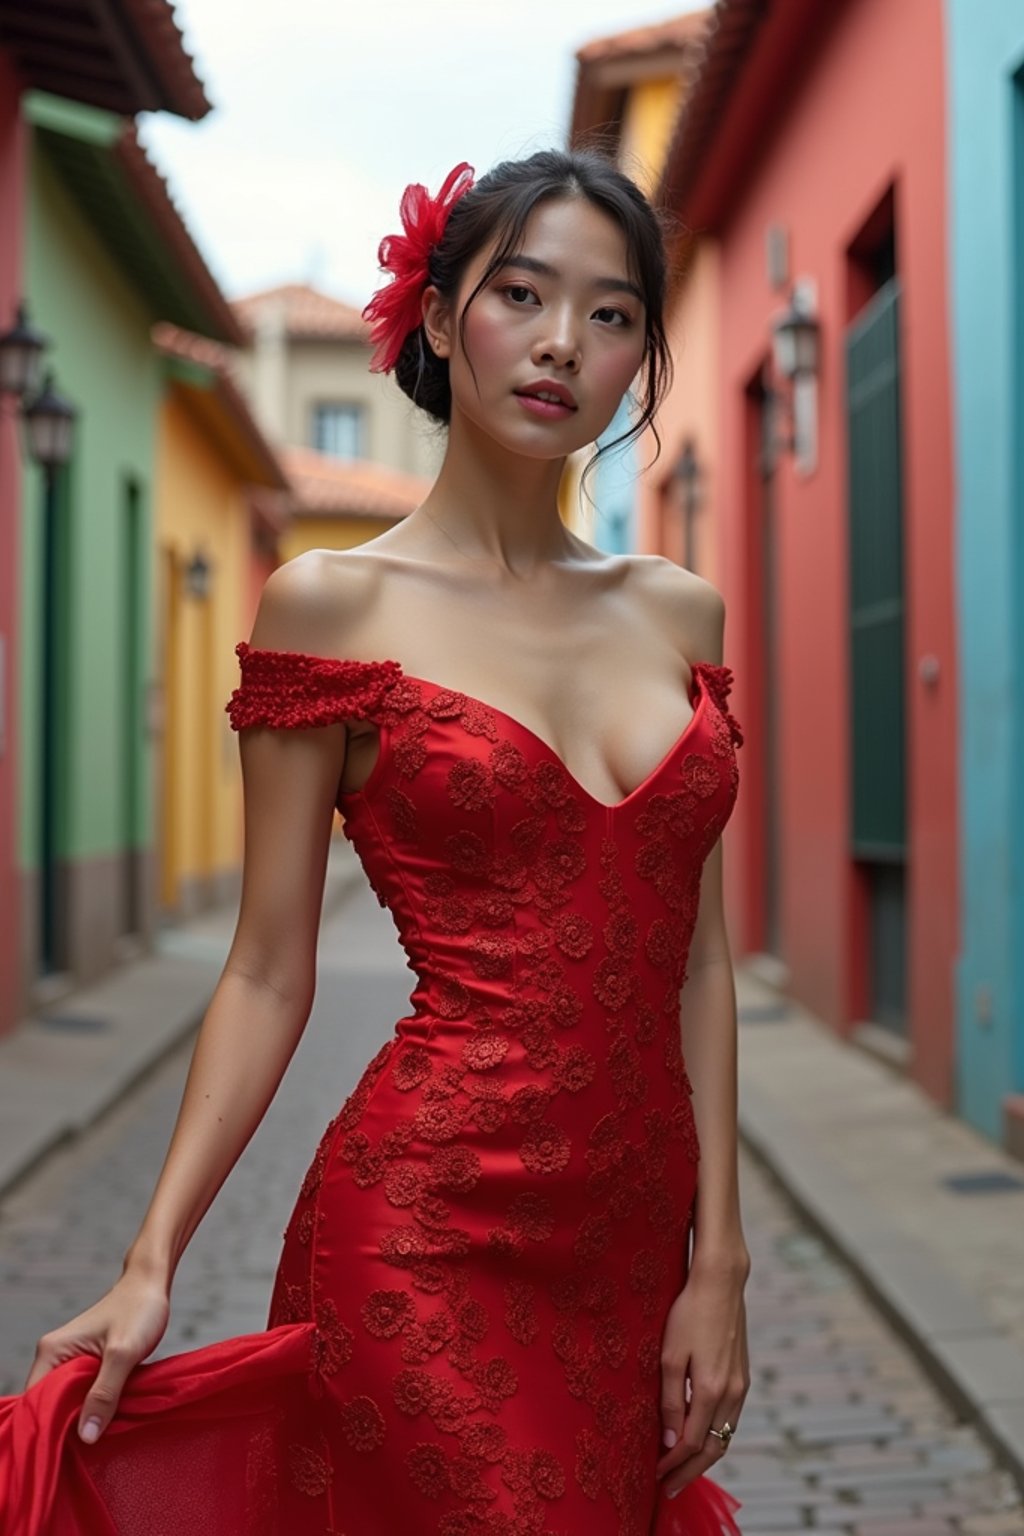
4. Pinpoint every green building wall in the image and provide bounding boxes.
[20,120,160,979]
